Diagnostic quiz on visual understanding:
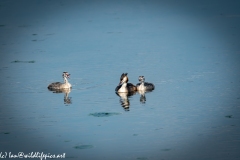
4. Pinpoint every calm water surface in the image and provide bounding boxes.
[0,0,240,160]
